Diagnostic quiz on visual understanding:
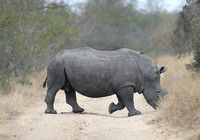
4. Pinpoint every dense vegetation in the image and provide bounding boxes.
[0,0,77,93]
[0,0,176,93]
[76,0,174,55]
[172,0,200,72]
